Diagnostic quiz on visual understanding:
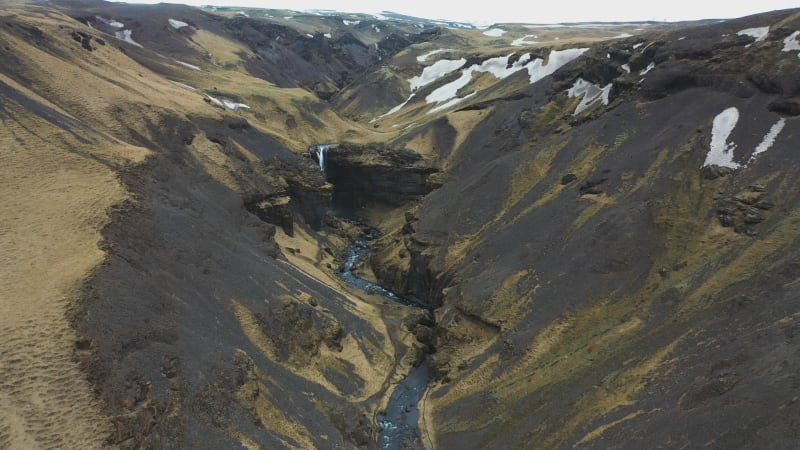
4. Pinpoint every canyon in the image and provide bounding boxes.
[1,1,800,449]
